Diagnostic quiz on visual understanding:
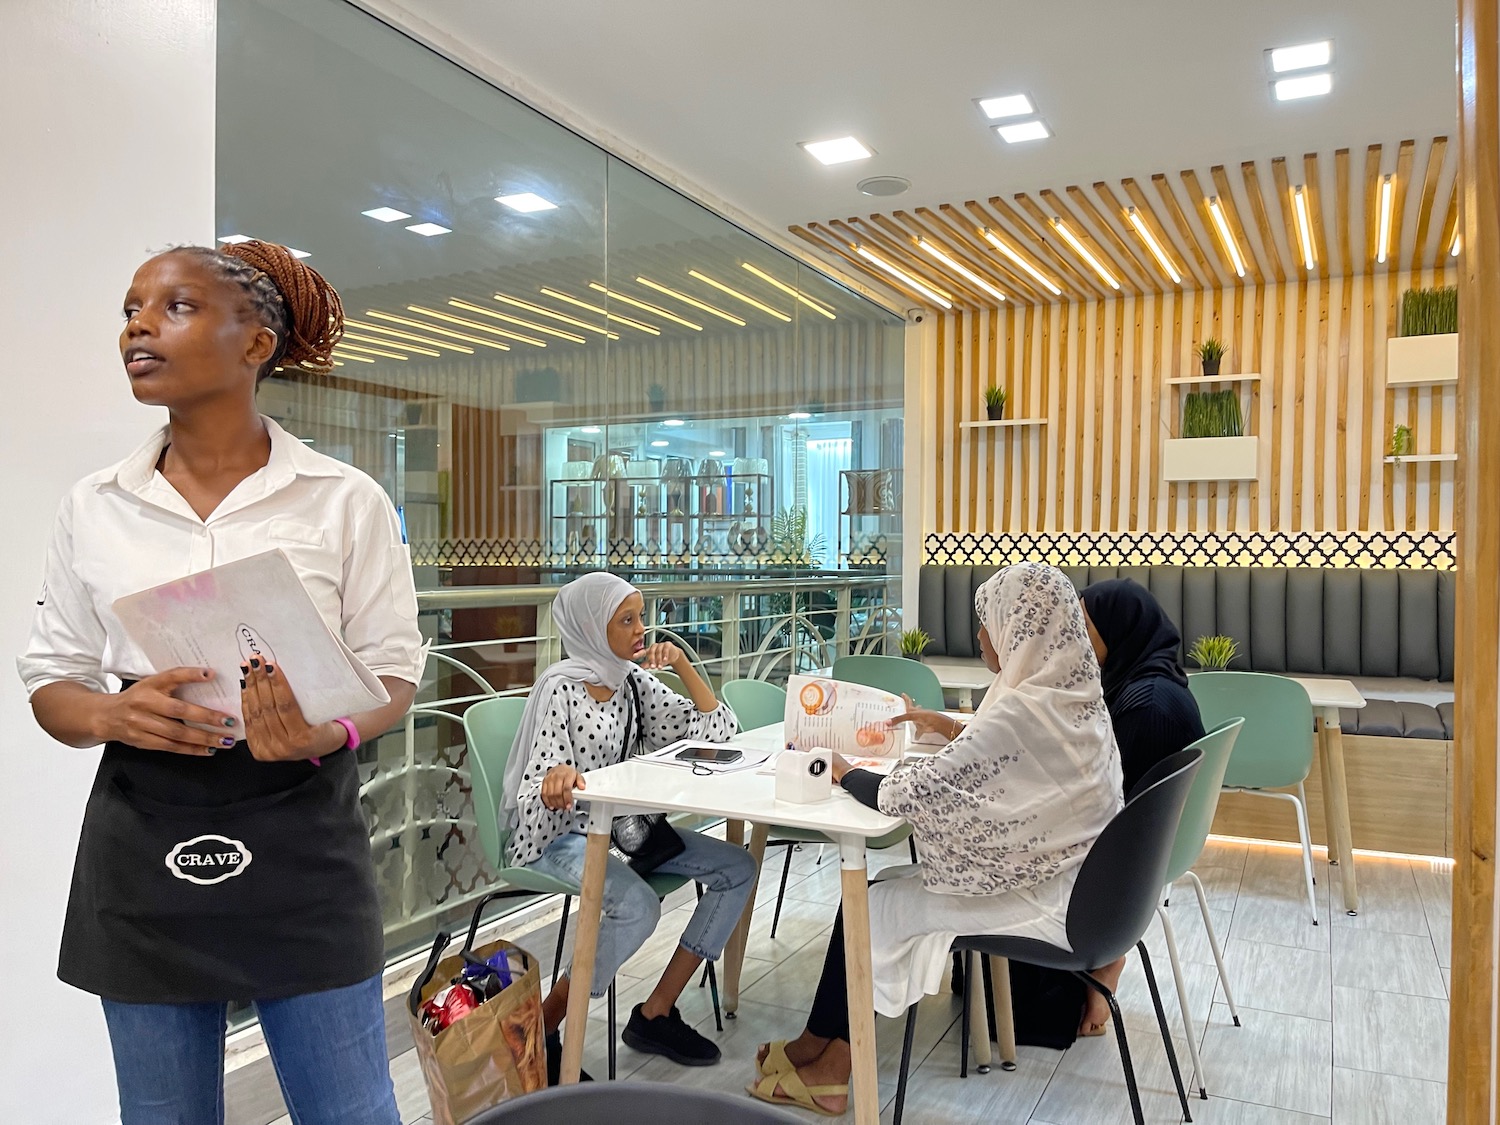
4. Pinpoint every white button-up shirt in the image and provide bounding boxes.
[18,416,425,696]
